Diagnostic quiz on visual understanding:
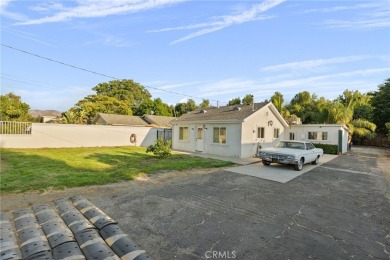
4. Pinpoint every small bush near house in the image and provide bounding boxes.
[313,143,338,155]
[146,137,172,158]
